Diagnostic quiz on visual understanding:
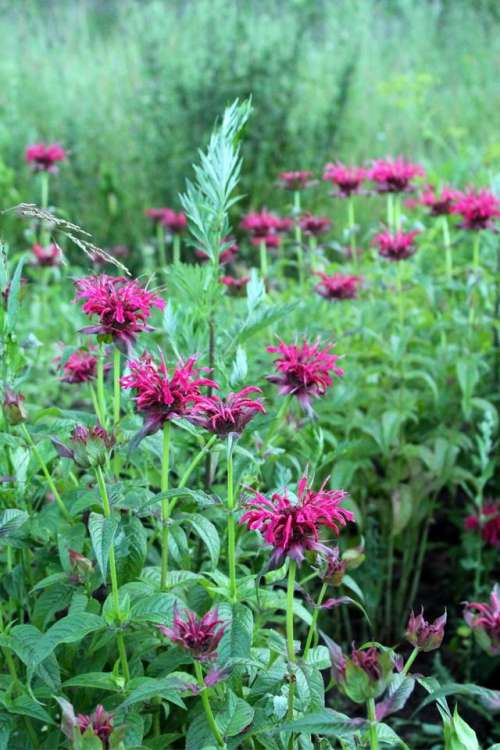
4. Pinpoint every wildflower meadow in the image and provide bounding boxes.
[0,2,499,749]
